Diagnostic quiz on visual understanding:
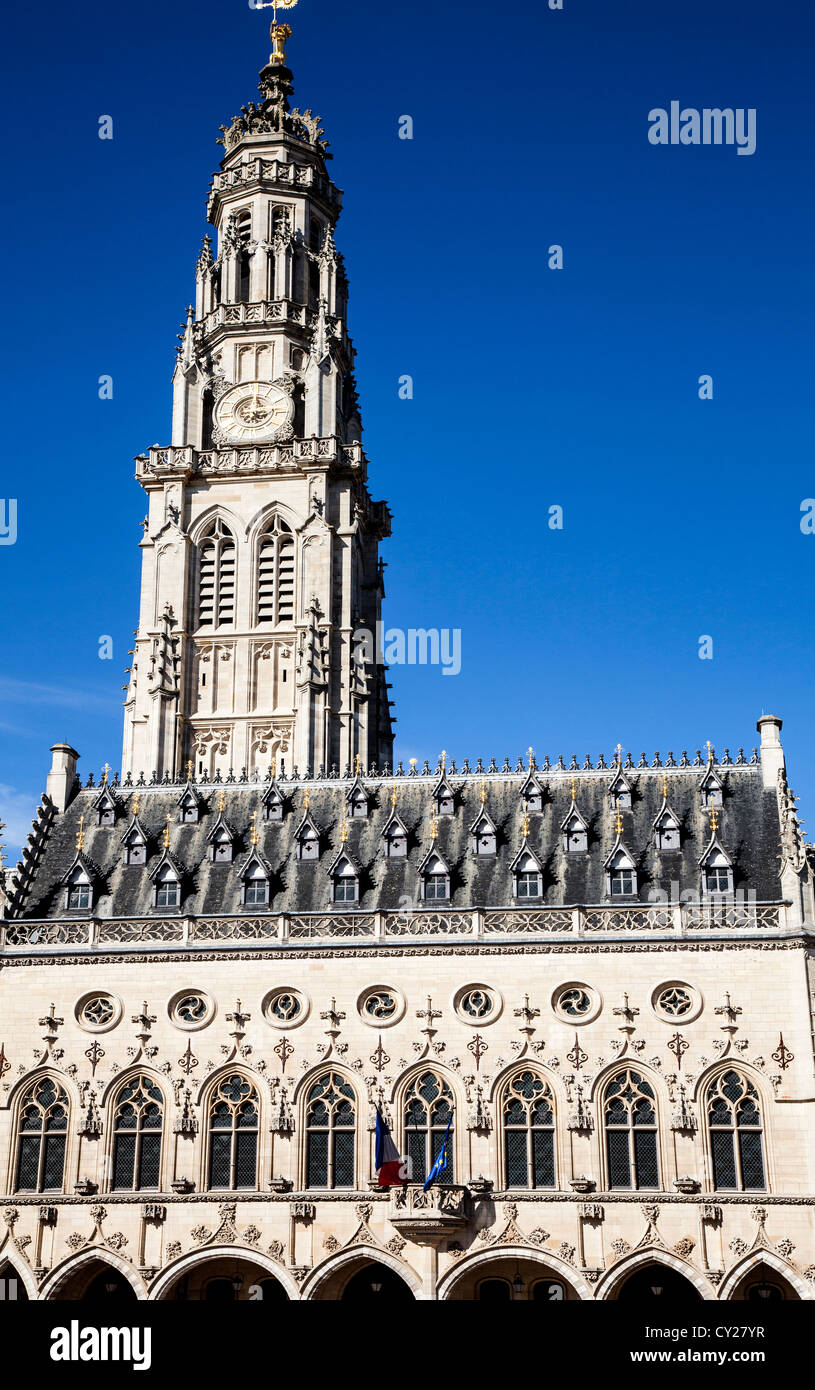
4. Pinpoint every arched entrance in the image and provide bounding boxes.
[616,1265,702,1303]
[729,1261,800,1302]
[340,1262,415,1303]
[0,1260,29,1301]
[49,1260,140,1302]
[159,1255,290,1301]
[444,1254,581,1301]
